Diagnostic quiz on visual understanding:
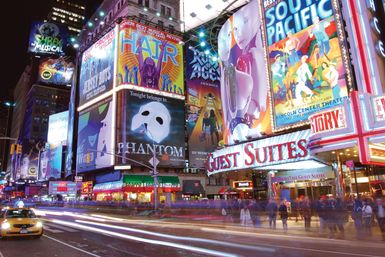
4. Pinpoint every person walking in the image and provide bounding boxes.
[374,198,385,239]
[279,200,289,231]
[240,203,253,227]
[352,198,363,236]
[301,196,312,231]
[316,196,328,235]
[266,198,278,229]
[362,199,373,235]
